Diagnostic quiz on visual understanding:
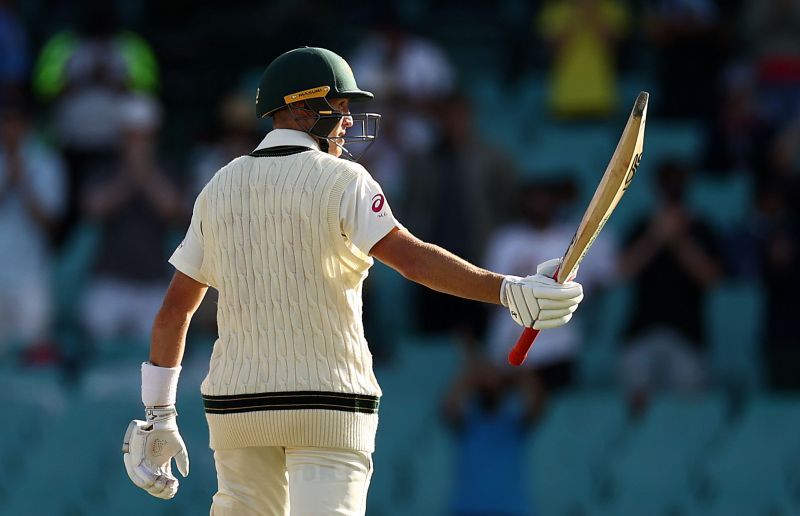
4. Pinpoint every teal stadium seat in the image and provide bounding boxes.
[642,122,703,166]
[516,123,615,188]
[688,173,753,232]
[601,394,726,516]
[2,394,114,514]
[370,337,462,516]
[514,73,549,130]
[695,396,800,516]
[576,284,634,387]
[52,223,100,323]
[706,282,765,390]
[530,390,627,516]
[470,73,518,152]
[397,423,454,516]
